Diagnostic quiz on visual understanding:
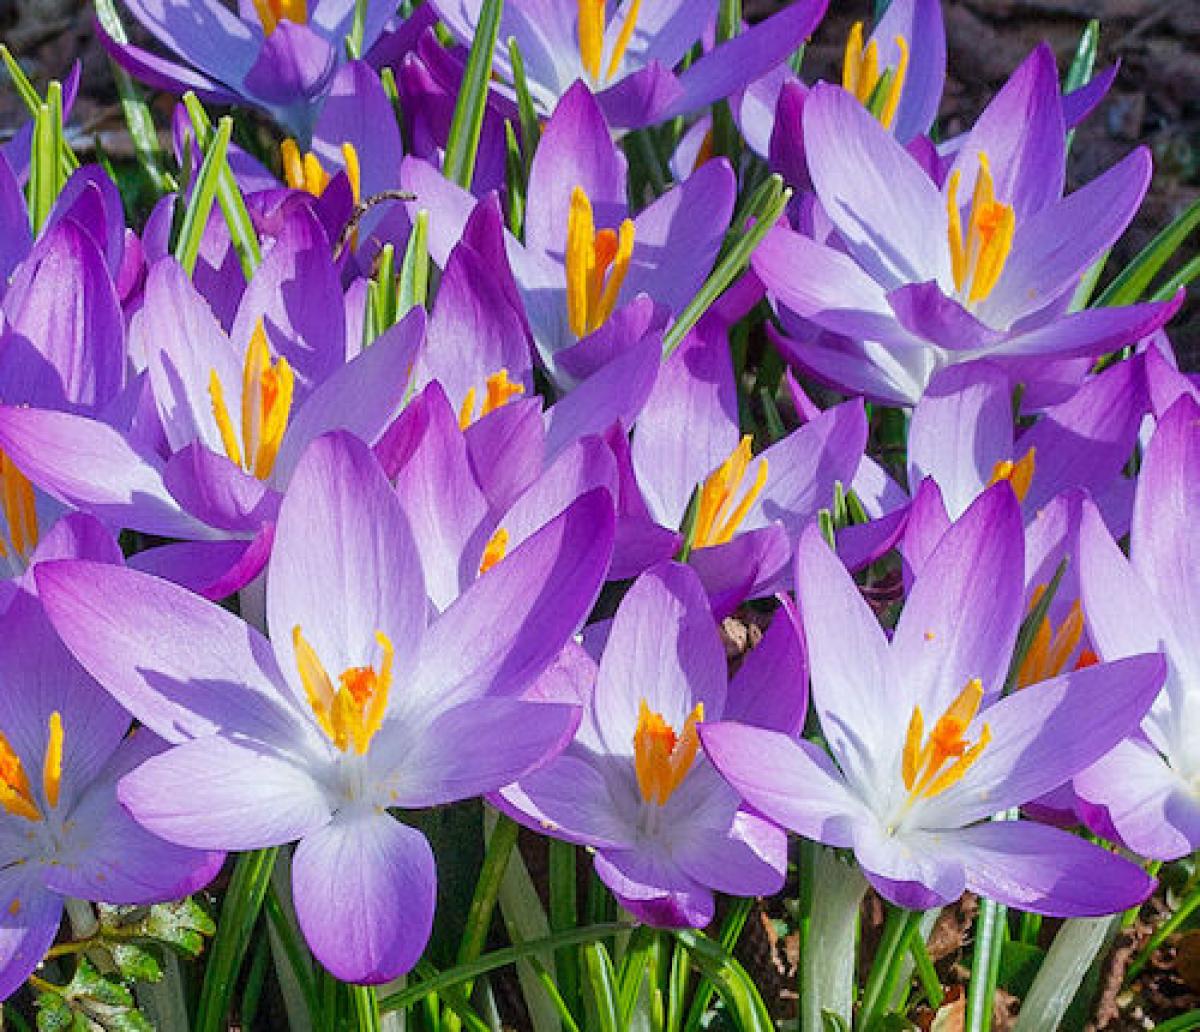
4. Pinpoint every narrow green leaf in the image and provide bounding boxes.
[548,840,580,1017]
[1014,916,1116,1031]
[1152,251,1200,301]
[1095,195,1200,308]
[672,929,773,1032]
[859,906,924,1031]
[508,37,542,174]
[92,0,174,194]
[681,896,754,1032]
[443,0,504,189]
[173,115,233,276]
[182,93,262,279]
[345,0,369,58]
[1127,871,1200,984]
[1,46,78,177]
[1063,19,1100,154]
[264,883,321,1026]
[583,943,621,1032]
[710,0,741,158]
[504,119,527,237]
[29,98,58,234]
[397,209,431,316]
[195,848,279,1032]
[349,984,382,1032]
[964,811,1019,1032]
[663,175,790,357]
[381,924,631,1013]
[616,926,656,1028]
[1004,558,1068,694]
